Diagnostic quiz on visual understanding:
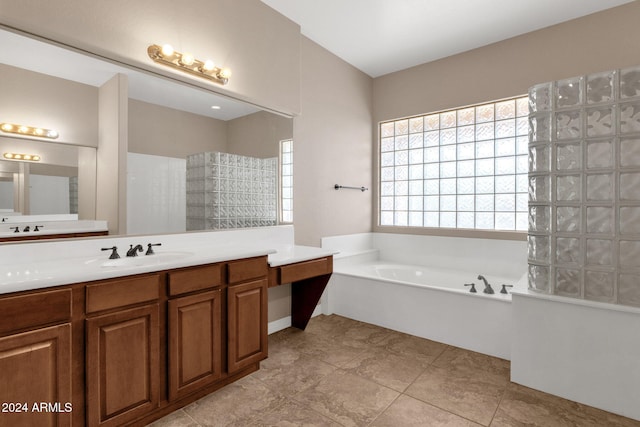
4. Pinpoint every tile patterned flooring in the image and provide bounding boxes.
[149,315,639,427]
